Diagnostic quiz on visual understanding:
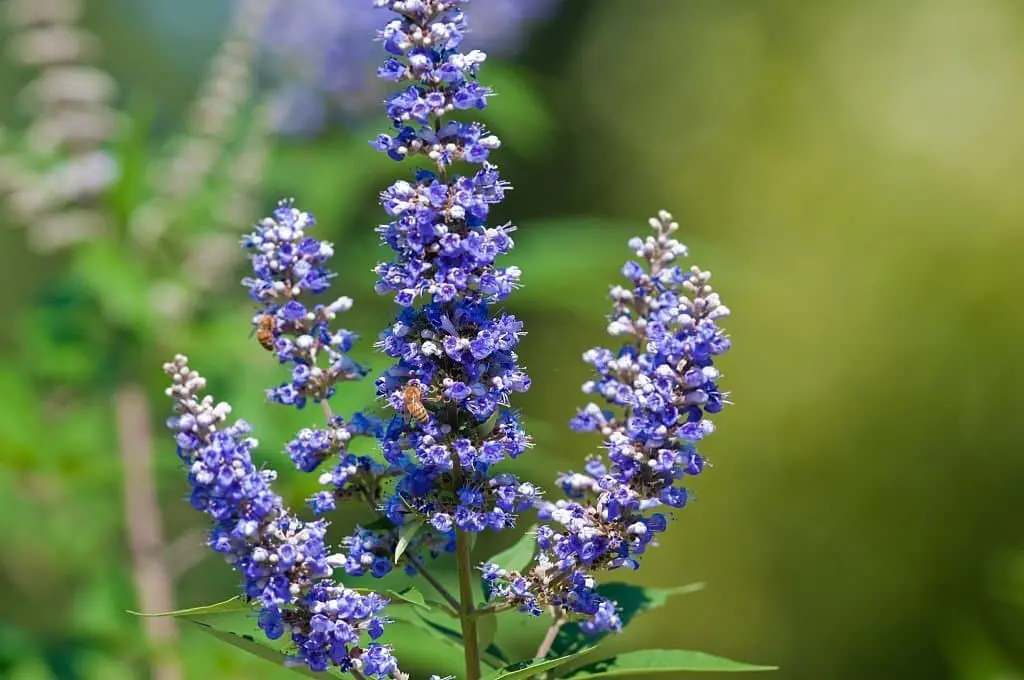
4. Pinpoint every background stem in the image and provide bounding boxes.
[115,382,183,680]
[455,530,482,680]
[535,615,566,659]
